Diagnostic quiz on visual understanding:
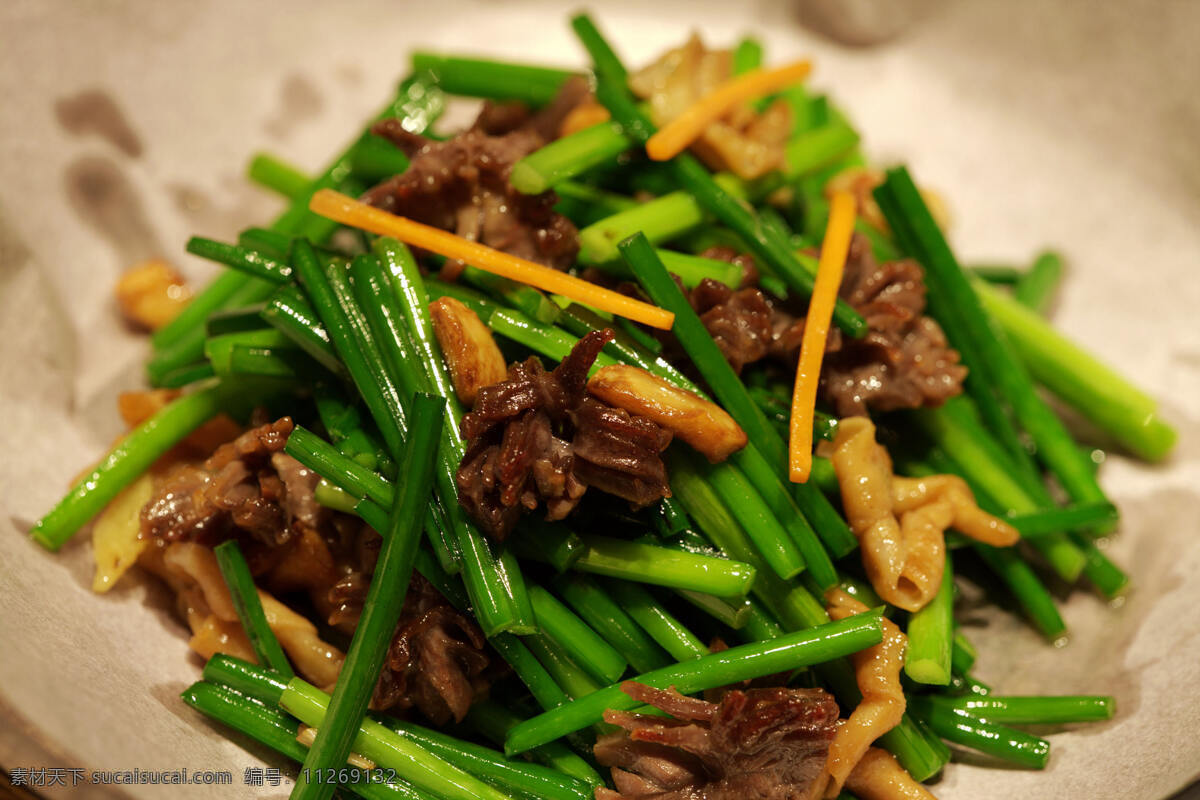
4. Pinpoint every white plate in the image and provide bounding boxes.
[2,1,1198,797]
